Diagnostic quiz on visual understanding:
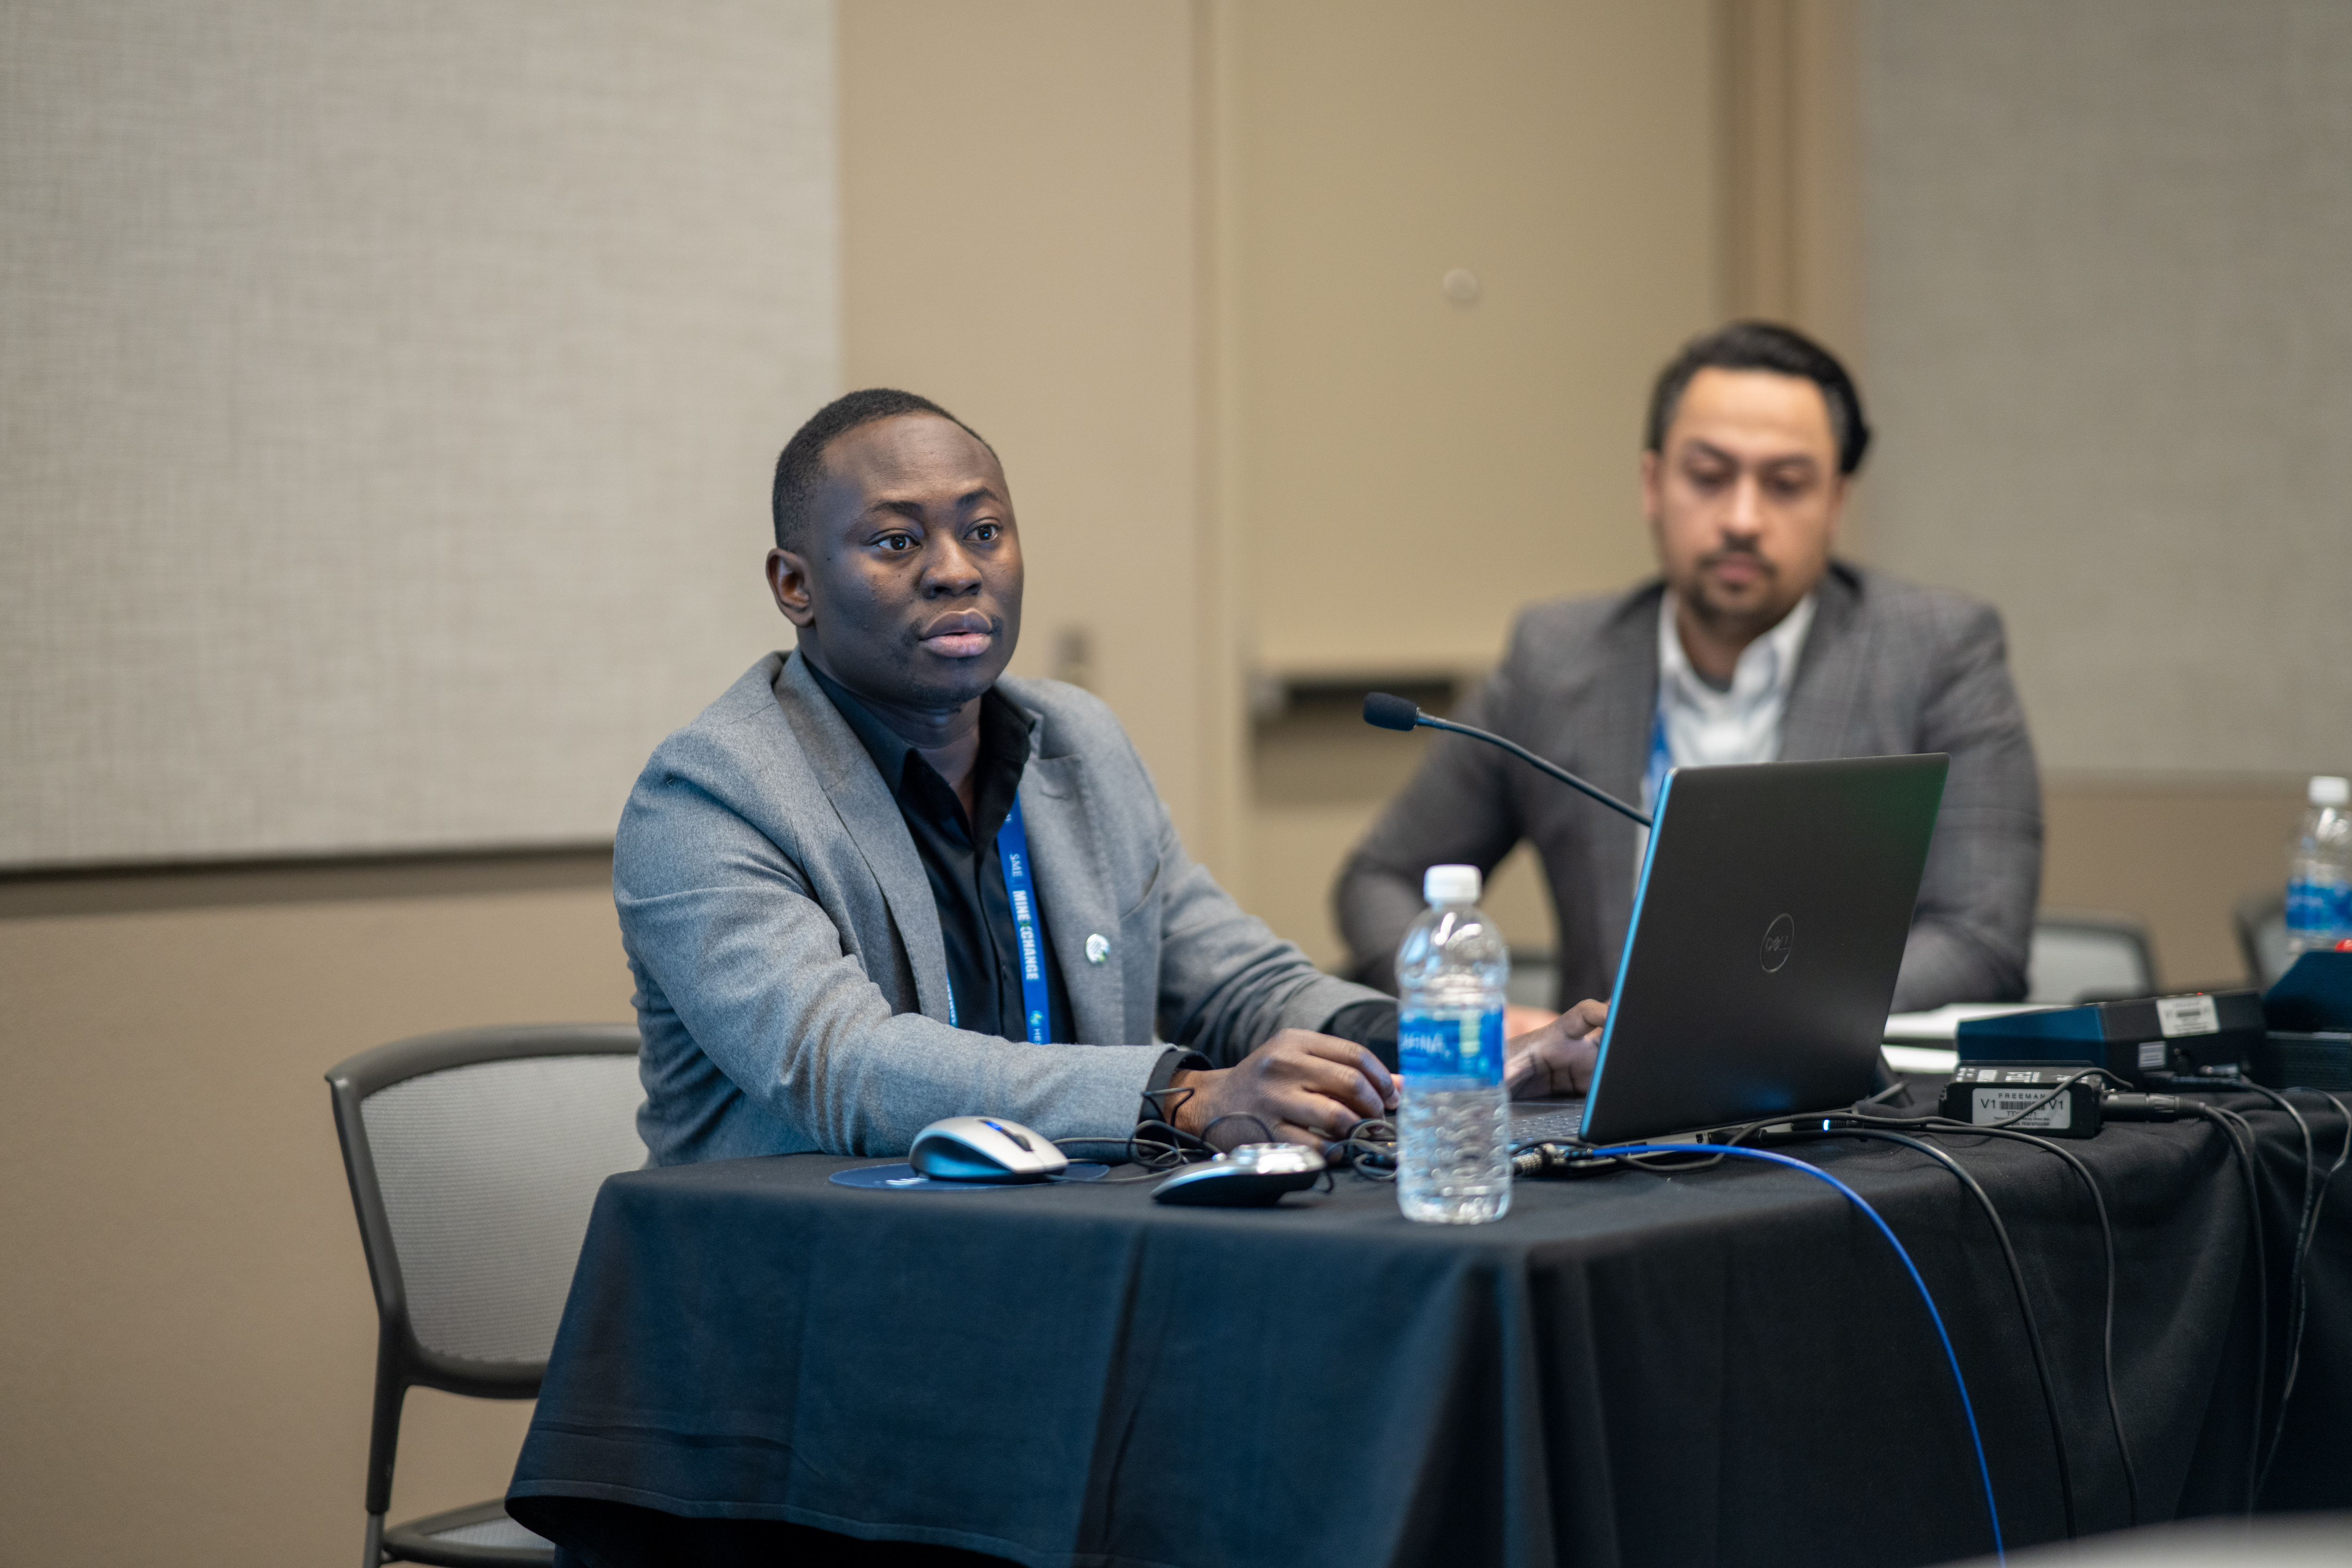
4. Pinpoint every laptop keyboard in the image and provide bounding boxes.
[1507,1104,1589,1146]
